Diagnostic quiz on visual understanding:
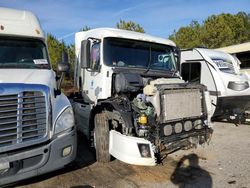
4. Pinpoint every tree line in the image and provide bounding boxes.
[169,12,250,49]
[47,12,250,70]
